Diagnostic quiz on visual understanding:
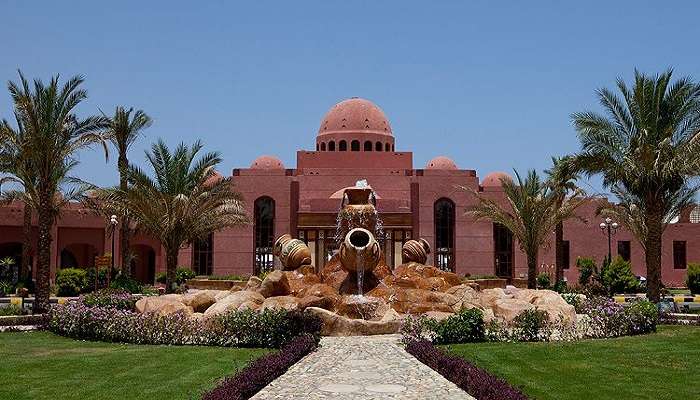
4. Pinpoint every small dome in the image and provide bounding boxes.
[482,171,512,187]
[426,156,457,170]
[251,155,284,169]
[204,171,224,186]
[318,98,392,137]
